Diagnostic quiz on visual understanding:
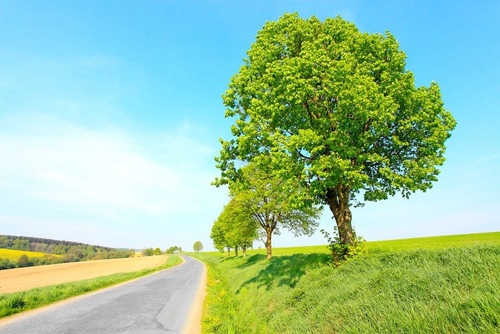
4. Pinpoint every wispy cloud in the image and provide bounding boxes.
[0,113,226,247]
[0,45,227,248]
